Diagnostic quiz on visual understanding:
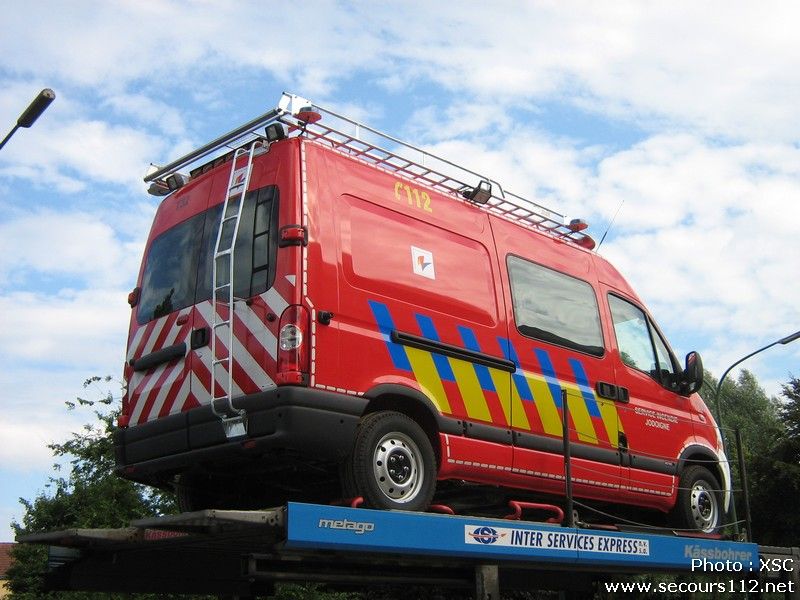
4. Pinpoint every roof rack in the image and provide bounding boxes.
[145,93,595,249]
